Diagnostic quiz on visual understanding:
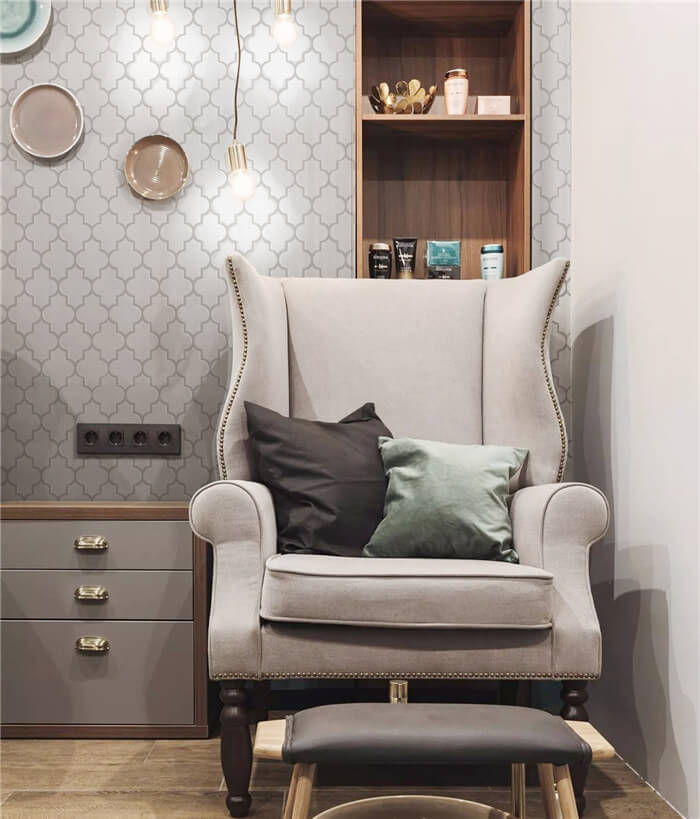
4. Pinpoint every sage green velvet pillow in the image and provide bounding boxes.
[363,437,528,563]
